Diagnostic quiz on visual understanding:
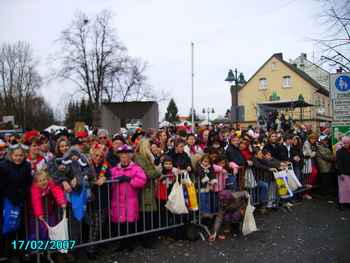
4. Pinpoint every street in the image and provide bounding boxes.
[81,198,350,263]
